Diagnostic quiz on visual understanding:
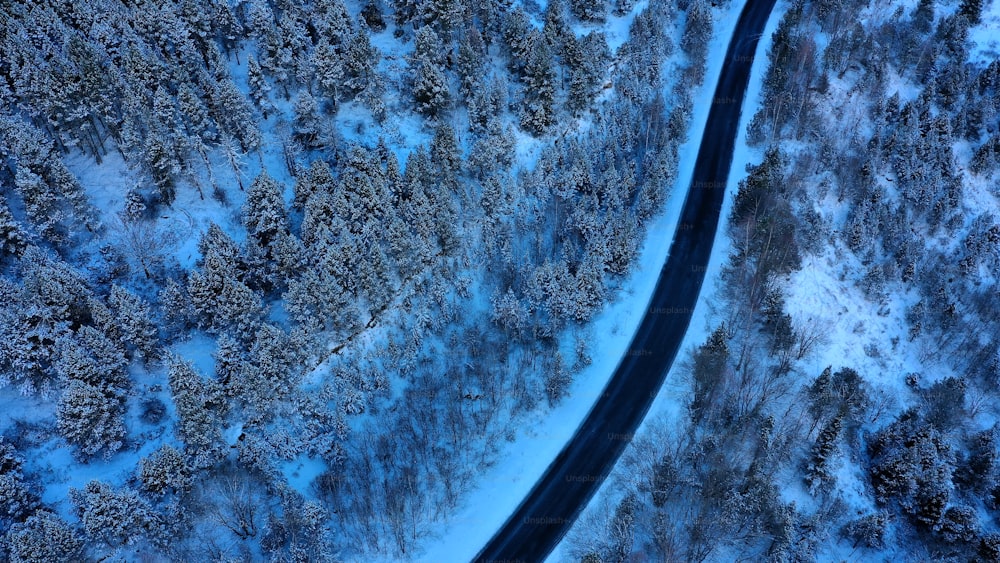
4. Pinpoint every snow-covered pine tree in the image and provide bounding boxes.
[457,28,486,101]
[247,55,275,119]
[244,172,288,249]
[187,254,261,334]
[520,34,557,136]
[570,0,606,23]
[167,357,224,467]
[138,444,192,495]
[0,472,36,525]
[0,199,28,258]
[4,511,84,563]
[681,0,713,73]
[411,28,451,117]
[292,90,326,149]
[107,285,159,362]
[343,20,382,100]
[566,32,611,115]
[56,380,126,460]
[54,326,128,390]
[210,79,261,152]
[543,0,571,53]
[70,481,159,547]
[157,278,195,337]
[501,8,534,73]
[806,414,842,494]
